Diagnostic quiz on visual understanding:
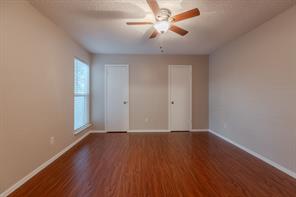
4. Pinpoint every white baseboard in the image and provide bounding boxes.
[92,130,211,133]
[190,129,209,132]
[91,130,210,133]
[90,130,107,133]
[128,130,171,132]
[1,132,91,197]
[208,129,296,180]
[90,130,171,133]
